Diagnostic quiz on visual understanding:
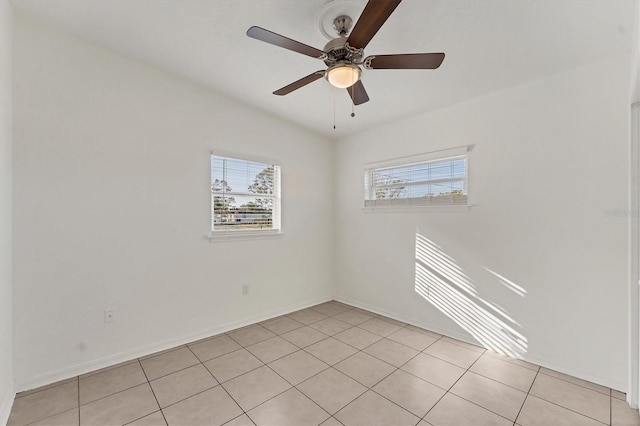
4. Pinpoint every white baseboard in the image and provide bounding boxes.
[334,296,488,348]
[15,296,332,393]
[0,388,15,426]
[524,354,626,393]
[335,296,626,392]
